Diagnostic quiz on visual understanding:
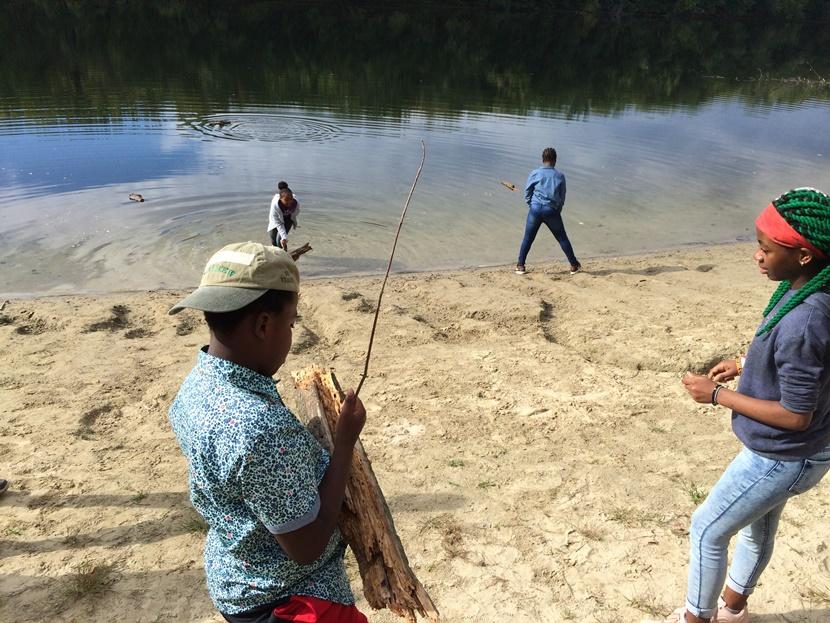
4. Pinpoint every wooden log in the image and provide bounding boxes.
[294,365,439,623]
[290,242,312,262]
